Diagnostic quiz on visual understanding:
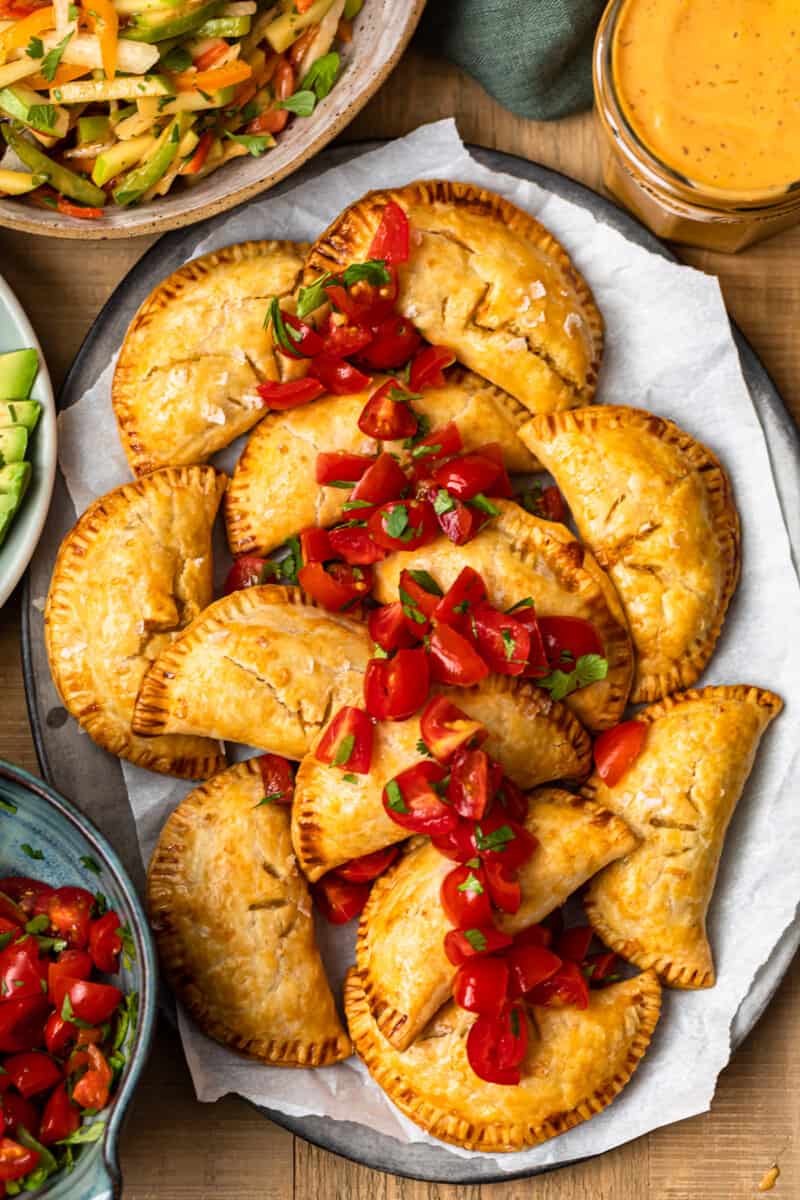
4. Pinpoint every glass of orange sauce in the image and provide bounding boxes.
[593,0,800,252]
